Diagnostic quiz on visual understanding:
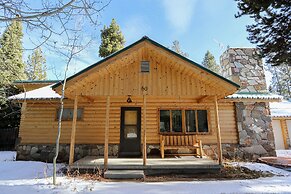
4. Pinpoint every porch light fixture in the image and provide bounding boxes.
[127,95,132,103]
